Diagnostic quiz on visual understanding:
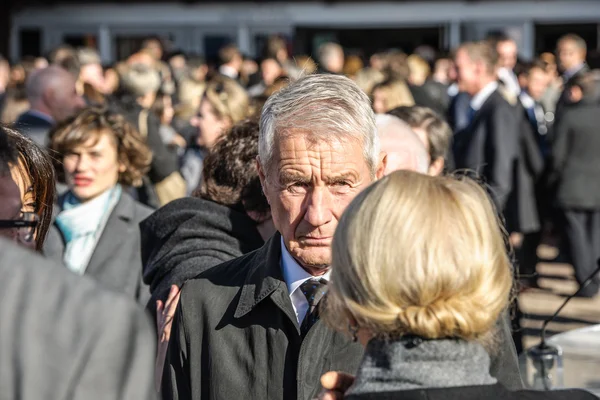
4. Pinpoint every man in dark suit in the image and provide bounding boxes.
[15,65,85,146]
[551,71,600,298]
[554,34,590,122]
[453,41,521,213]
[162,74,524,400]
[0,127,156,400]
